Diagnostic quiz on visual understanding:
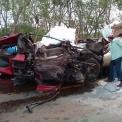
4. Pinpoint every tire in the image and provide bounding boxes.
[85,58,100,78]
